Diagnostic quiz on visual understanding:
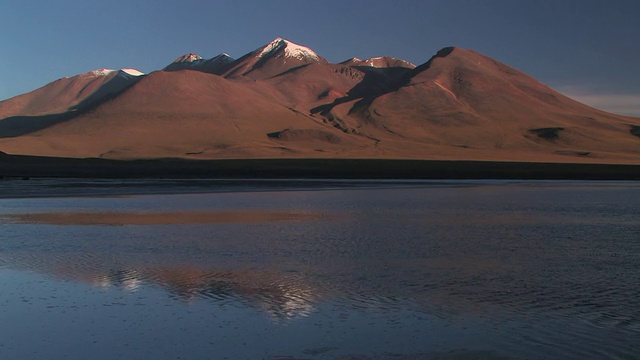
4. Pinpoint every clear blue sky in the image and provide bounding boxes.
[2,0,639,115]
